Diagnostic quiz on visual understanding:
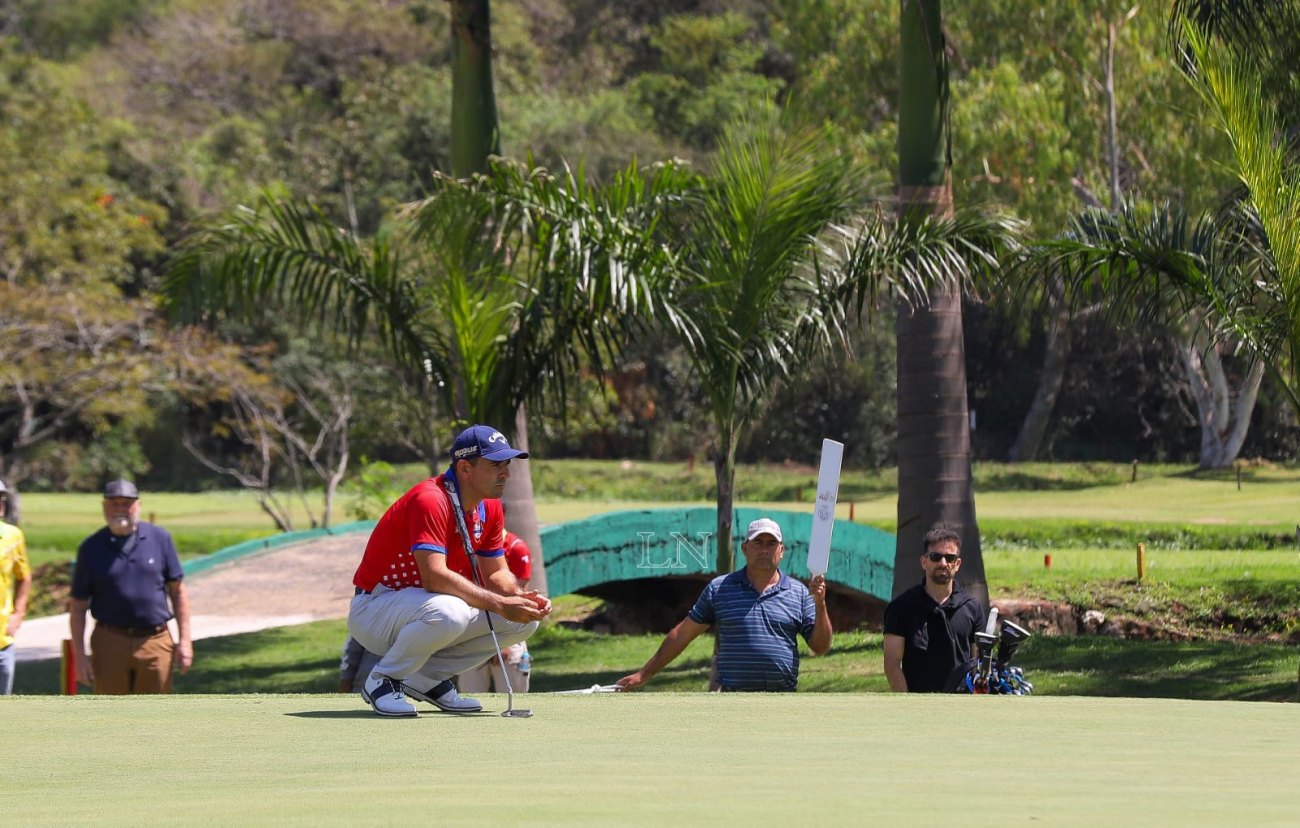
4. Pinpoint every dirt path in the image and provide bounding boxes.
[16,531,371,663]
[186,533,369,618]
